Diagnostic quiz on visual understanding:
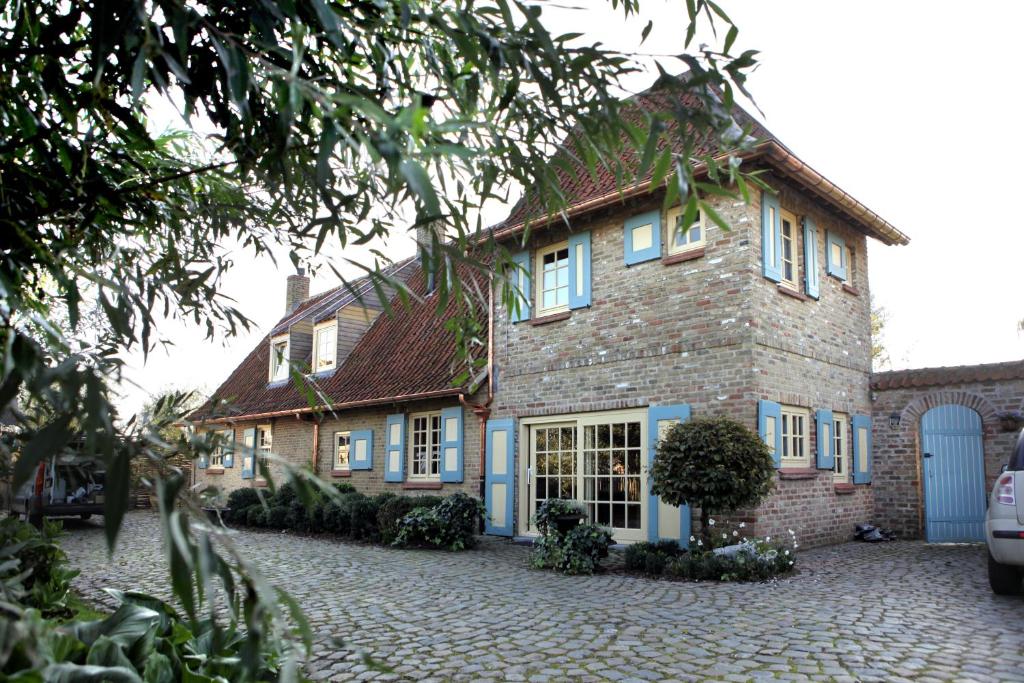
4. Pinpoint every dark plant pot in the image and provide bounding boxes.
[554,513,586,536]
